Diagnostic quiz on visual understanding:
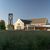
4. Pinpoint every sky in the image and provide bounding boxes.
[0,0,50,24]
